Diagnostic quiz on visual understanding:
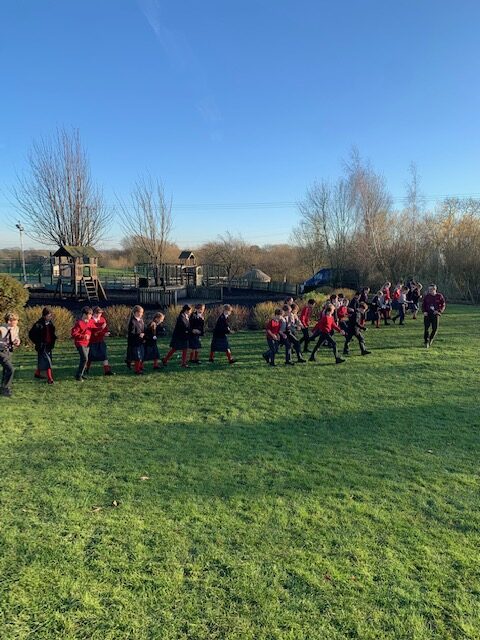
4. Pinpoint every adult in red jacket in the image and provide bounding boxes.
[71,306,96,381]
[422,284,446,348]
